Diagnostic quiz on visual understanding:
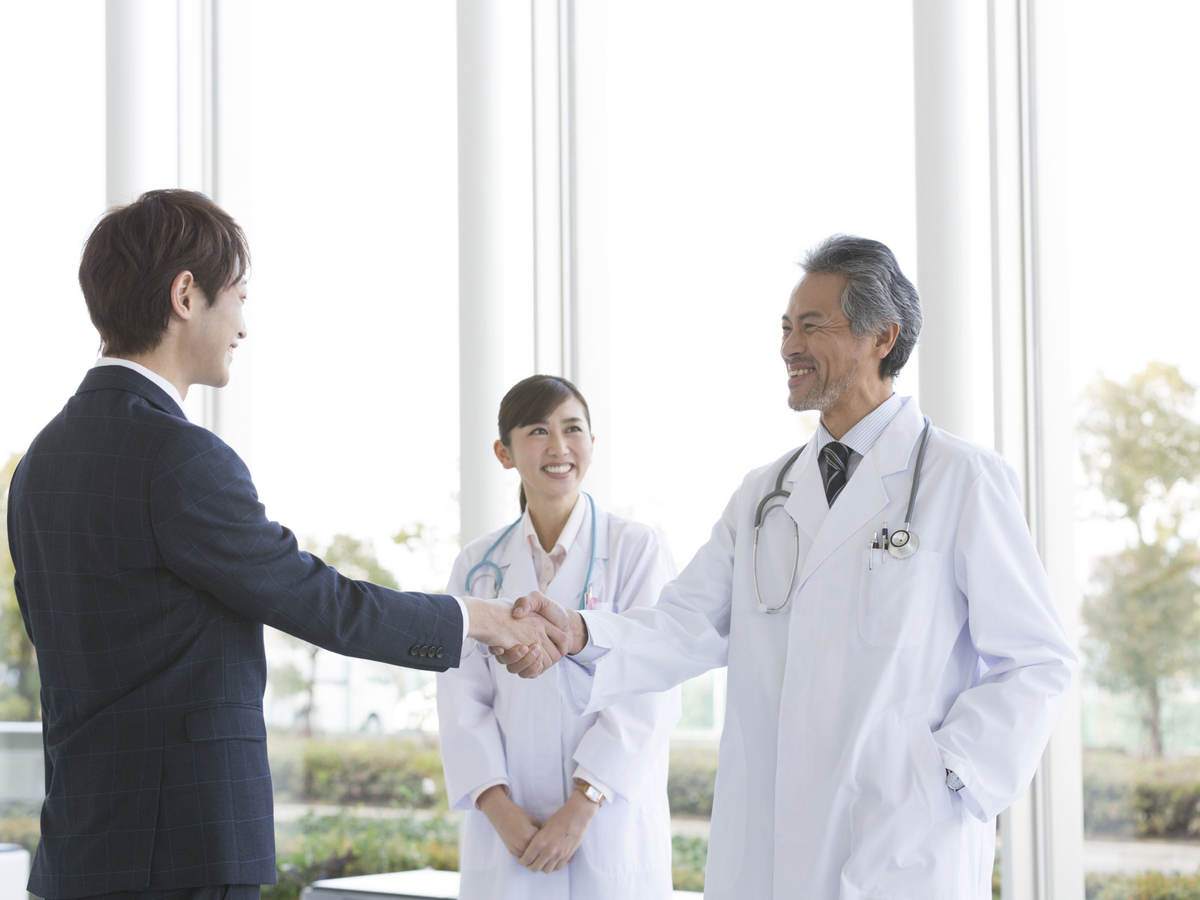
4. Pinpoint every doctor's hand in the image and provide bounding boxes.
[519,789,598,873]
[477,785,541,858]
[465,596,569,677]
[492,592,588,677]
